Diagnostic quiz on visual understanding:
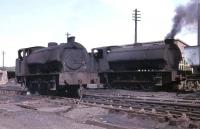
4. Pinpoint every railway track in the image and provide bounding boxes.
[1,86,200,121]
[81,93,200,121]
[0,86,27,95]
